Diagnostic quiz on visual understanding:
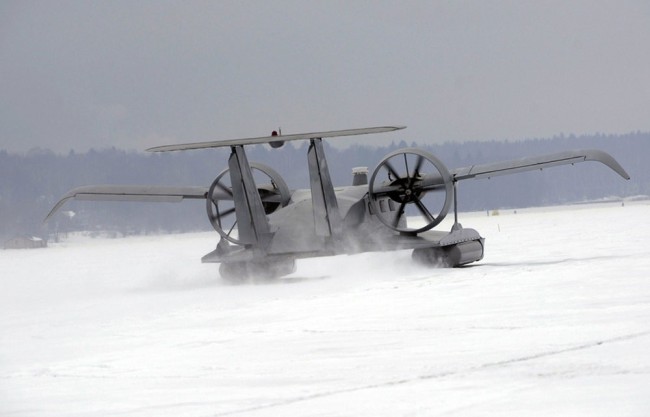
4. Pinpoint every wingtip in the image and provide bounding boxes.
[43,197,69,223]
[583,149,630,180]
